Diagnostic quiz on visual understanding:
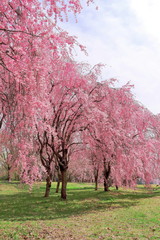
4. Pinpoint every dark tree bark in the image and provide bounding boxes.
[56,180,60,193]
[60,168,67,200]
[123,179,127,186]
[104,179,109,191]
[44,170,52,197]
[94,168,99,191]
[37,131,54,198]
[55,168,61,193]
[59,149,68,200]
[6,165,11,182]
[0,113,5,129]
[103,160,111,192]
